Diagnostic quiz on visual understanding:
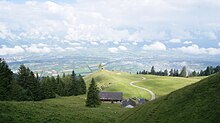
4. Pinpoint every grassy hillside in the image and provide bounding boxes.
[84,70,152,99]
[135,75,204,97]
[84,70,202,99]
[119,72,220,123]
[0,95,128,123]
